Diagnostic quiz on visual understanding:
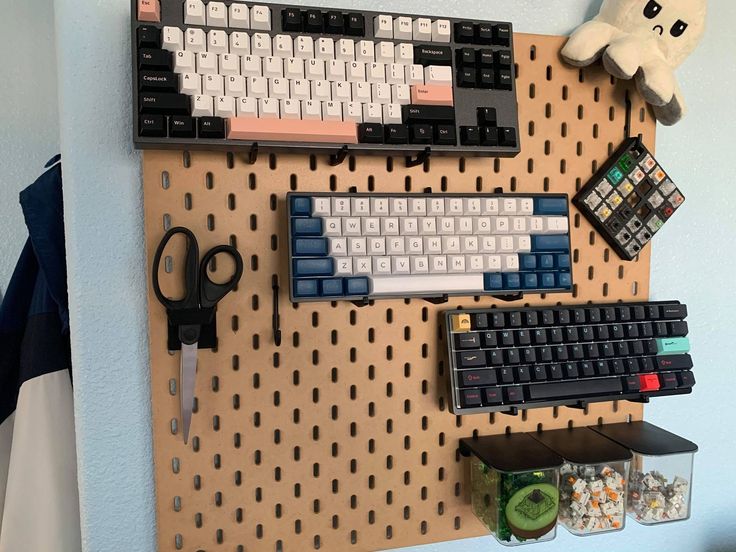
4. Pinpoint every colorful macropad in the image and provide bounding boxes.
[572,137,684,261]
